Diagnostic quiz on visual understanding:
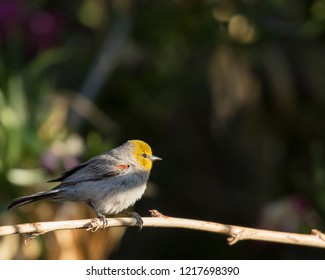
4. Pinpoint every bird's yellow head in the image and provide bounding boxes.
[128,140,162,171]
